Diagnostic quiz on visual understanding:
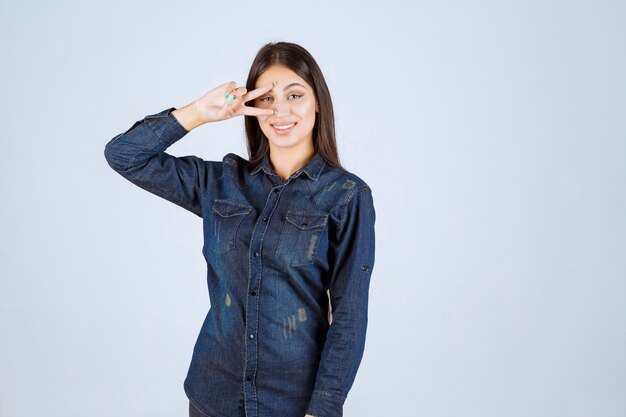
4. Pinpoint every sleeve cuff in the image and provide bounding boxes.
[143,107,189,146]
[305,389,347,417]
